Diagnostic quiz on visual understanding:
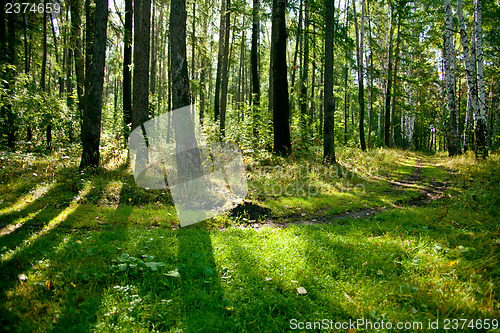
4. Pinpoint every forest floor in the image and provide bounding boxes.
[0,145,499,332]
